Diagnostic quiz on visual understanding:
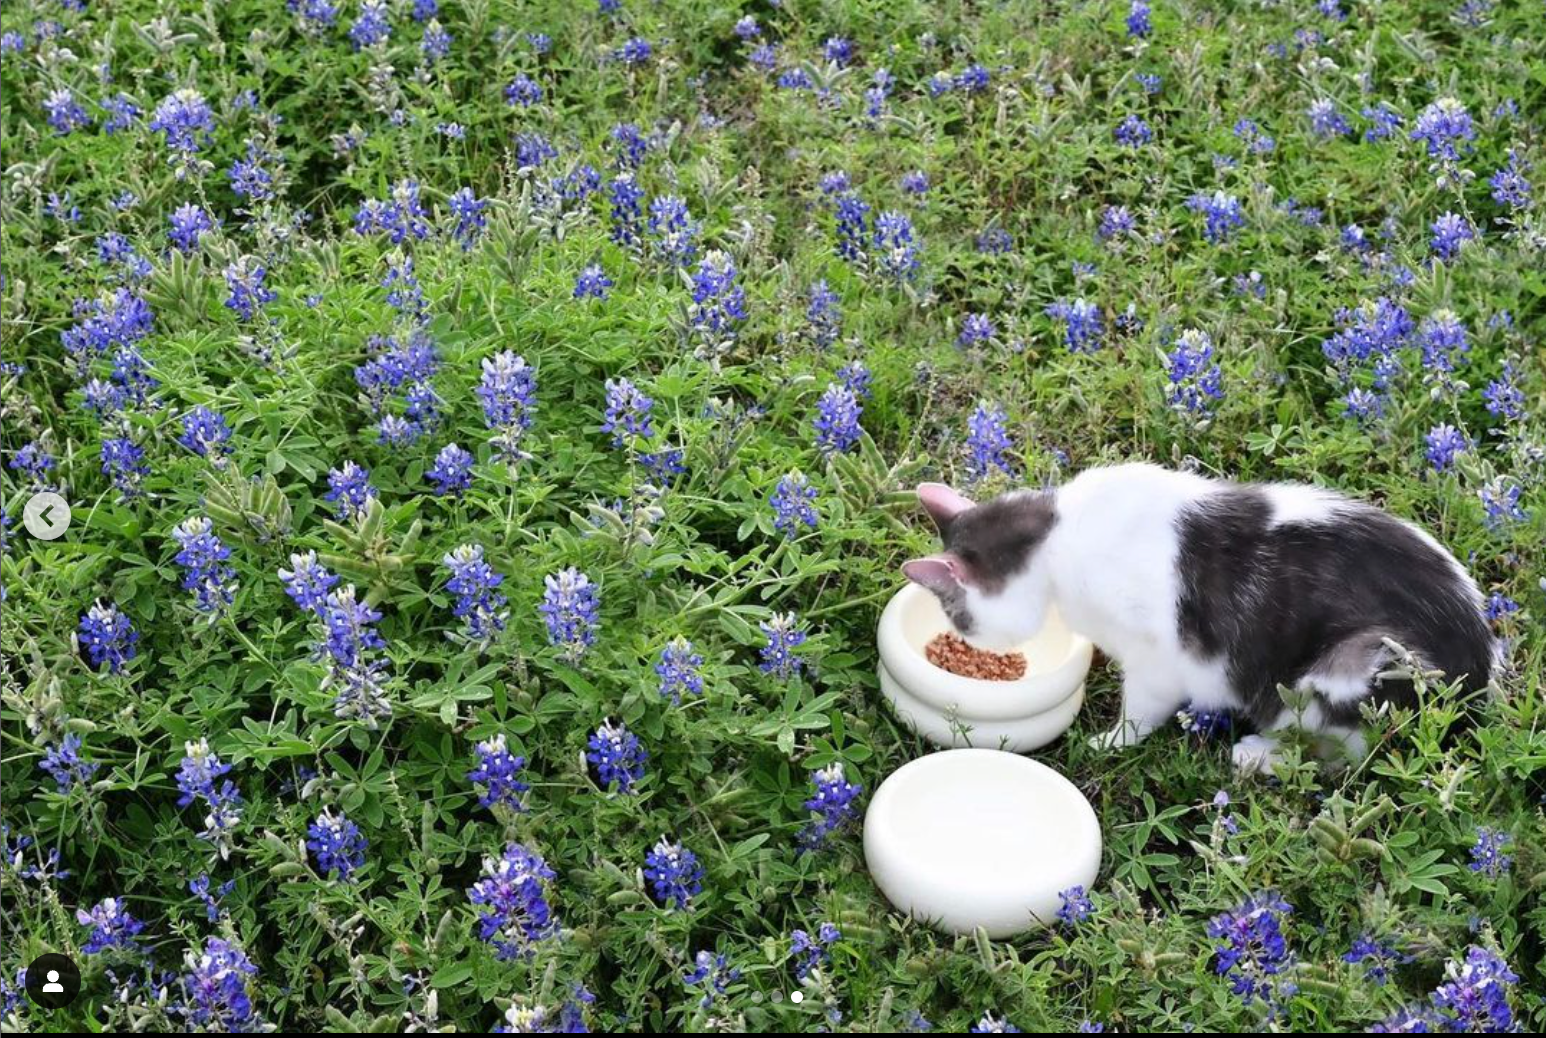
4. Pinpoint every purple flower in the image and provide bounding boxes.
[814,383,863,455]
[656,637,705,704]
[1127,0,1151,37]
[468,842,558,959]
[427,443,474,496]
[446,187,489,250]
[806,281,843,348]
[758,612,807,679]
[1164,329,1224,417]
[798,762,862,850]
[540,568,599,662]
[684,950,740,1008]
[1483,364,1525,423]
[648,195,697,266]
[172,517,238,616]
[443,544,507,644]
[80,600,139,673]
[607,173,644,245]
[1046,297,1104,353]
[100,436,150,499]
[1467,827,1512,879]
[1430,212,1474,261]
[324,462,376,522]
[958,312,995,348]
[601,377,654,447]
[179,938,263,1031]
[319,585,393,724]
[505,73,543,107]
[872,210,920,281]
[279,551,338,614]
[1489,152,1532,209]
[178,405,233,461]
[148,89,215,154]
[9,442,55,487]
[1187,190,1246,242]
[467,733,528,812]
[1479,477,1526,528]
[168,204,217,253]
[965,403,1015,481]
[1410,97,1475,162]
[1207,891,1297,1011]
[771,472,820,537]
[307,807,368,880]
[833,193,871,262]
[223,259,277,321]
[478,351,537,463]
[587,719,648,793]
[45,88,92,135]
[40,733,100,791]
[790,923,841,980]
[644,836,703,911]
[613,37,652,66]
[574,265,613,300]
[689,251,748,344]
[1057,885,1094,926]
[78,898,145,955]
[1308,98,1352,139]
[355,180,431,243]
[1114,114,1153,147]
[1424,424,1469,473]
[1363,102,1404,142]
[189,875,235,922]
[348,0,391,49]
[1344,934,1412,984]
[972,1013,1021,1033]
